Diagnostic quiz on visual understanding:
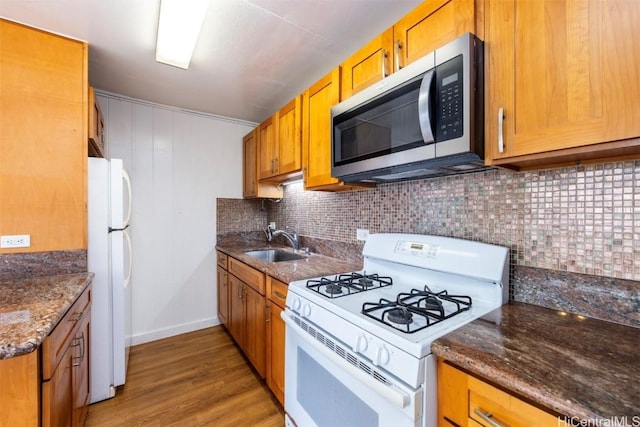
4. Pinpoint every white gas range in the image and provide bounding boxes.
[282,233,509,427]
